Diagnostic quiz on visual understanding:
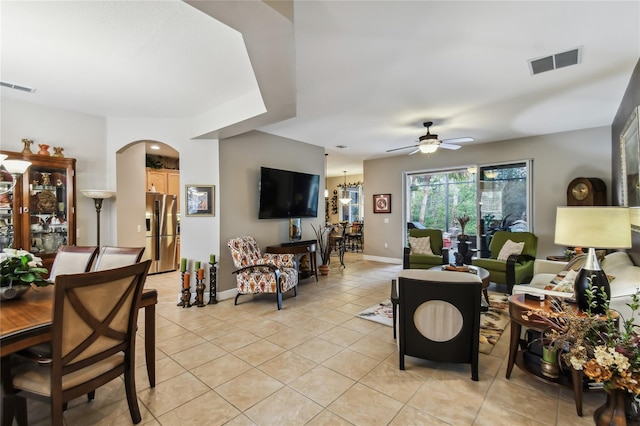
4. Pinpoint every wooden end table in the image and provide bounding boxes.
[506,294,597,416]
